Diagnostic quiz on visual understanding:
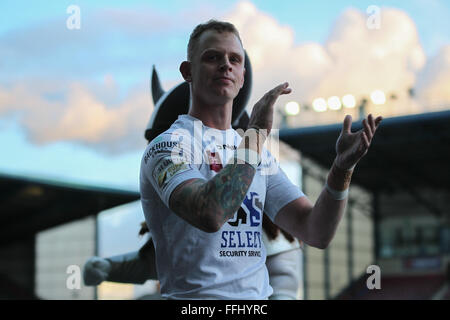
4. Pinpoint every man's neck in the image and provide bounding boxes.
[188,98,233,130]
